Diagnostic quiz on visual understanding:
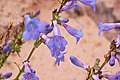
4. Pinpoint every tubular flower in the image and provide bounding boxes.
[23,14,52,41]
[60,0,80,12]
[78,0,97,12]
[22,61,39,80]
[70,56,88,69]
[62,23,83,43]
[42,20,67,65]
[98,21,120,36]
[103,71,120,80]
